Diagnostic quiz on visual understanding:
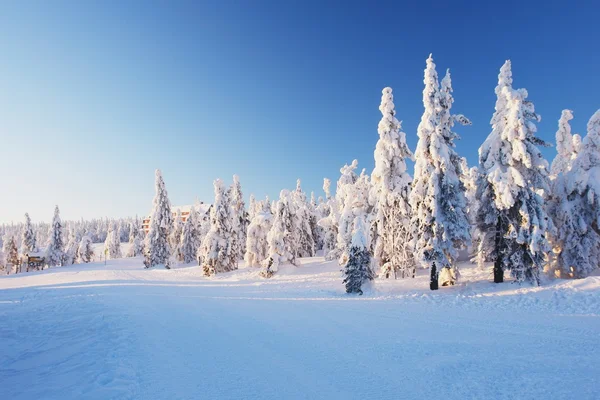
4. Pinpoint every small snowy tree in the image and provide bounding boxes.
[309,192,324,251]
[317,178,337,256]
[370,87,415,279]
[104,222,122,260]
[550,110,600,278]
[3,236,19,271]
[551,110,578,177]
[200,179,236,276]
[127,220,145,257]
[342,215,374,295]
[292,179,315,258]
[409,57,471,290]
[46,205,64,267]
[64,226,82,265]
[78,234,94,263]
[475,61,552,285]
[262,190,296,278]
[179,208,198,264]
[144,169,173,269]
[21,213,37,254]
[230,175,248,260]
[245,199,273,267]
[170,208,184,258]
